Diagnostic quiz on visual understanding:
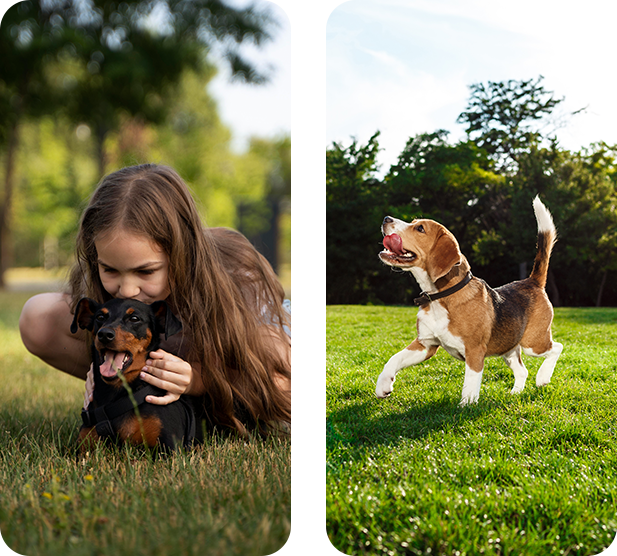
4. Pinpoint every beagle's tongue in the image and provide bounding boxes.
[100,351,128,378]
[383,233,404,256]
